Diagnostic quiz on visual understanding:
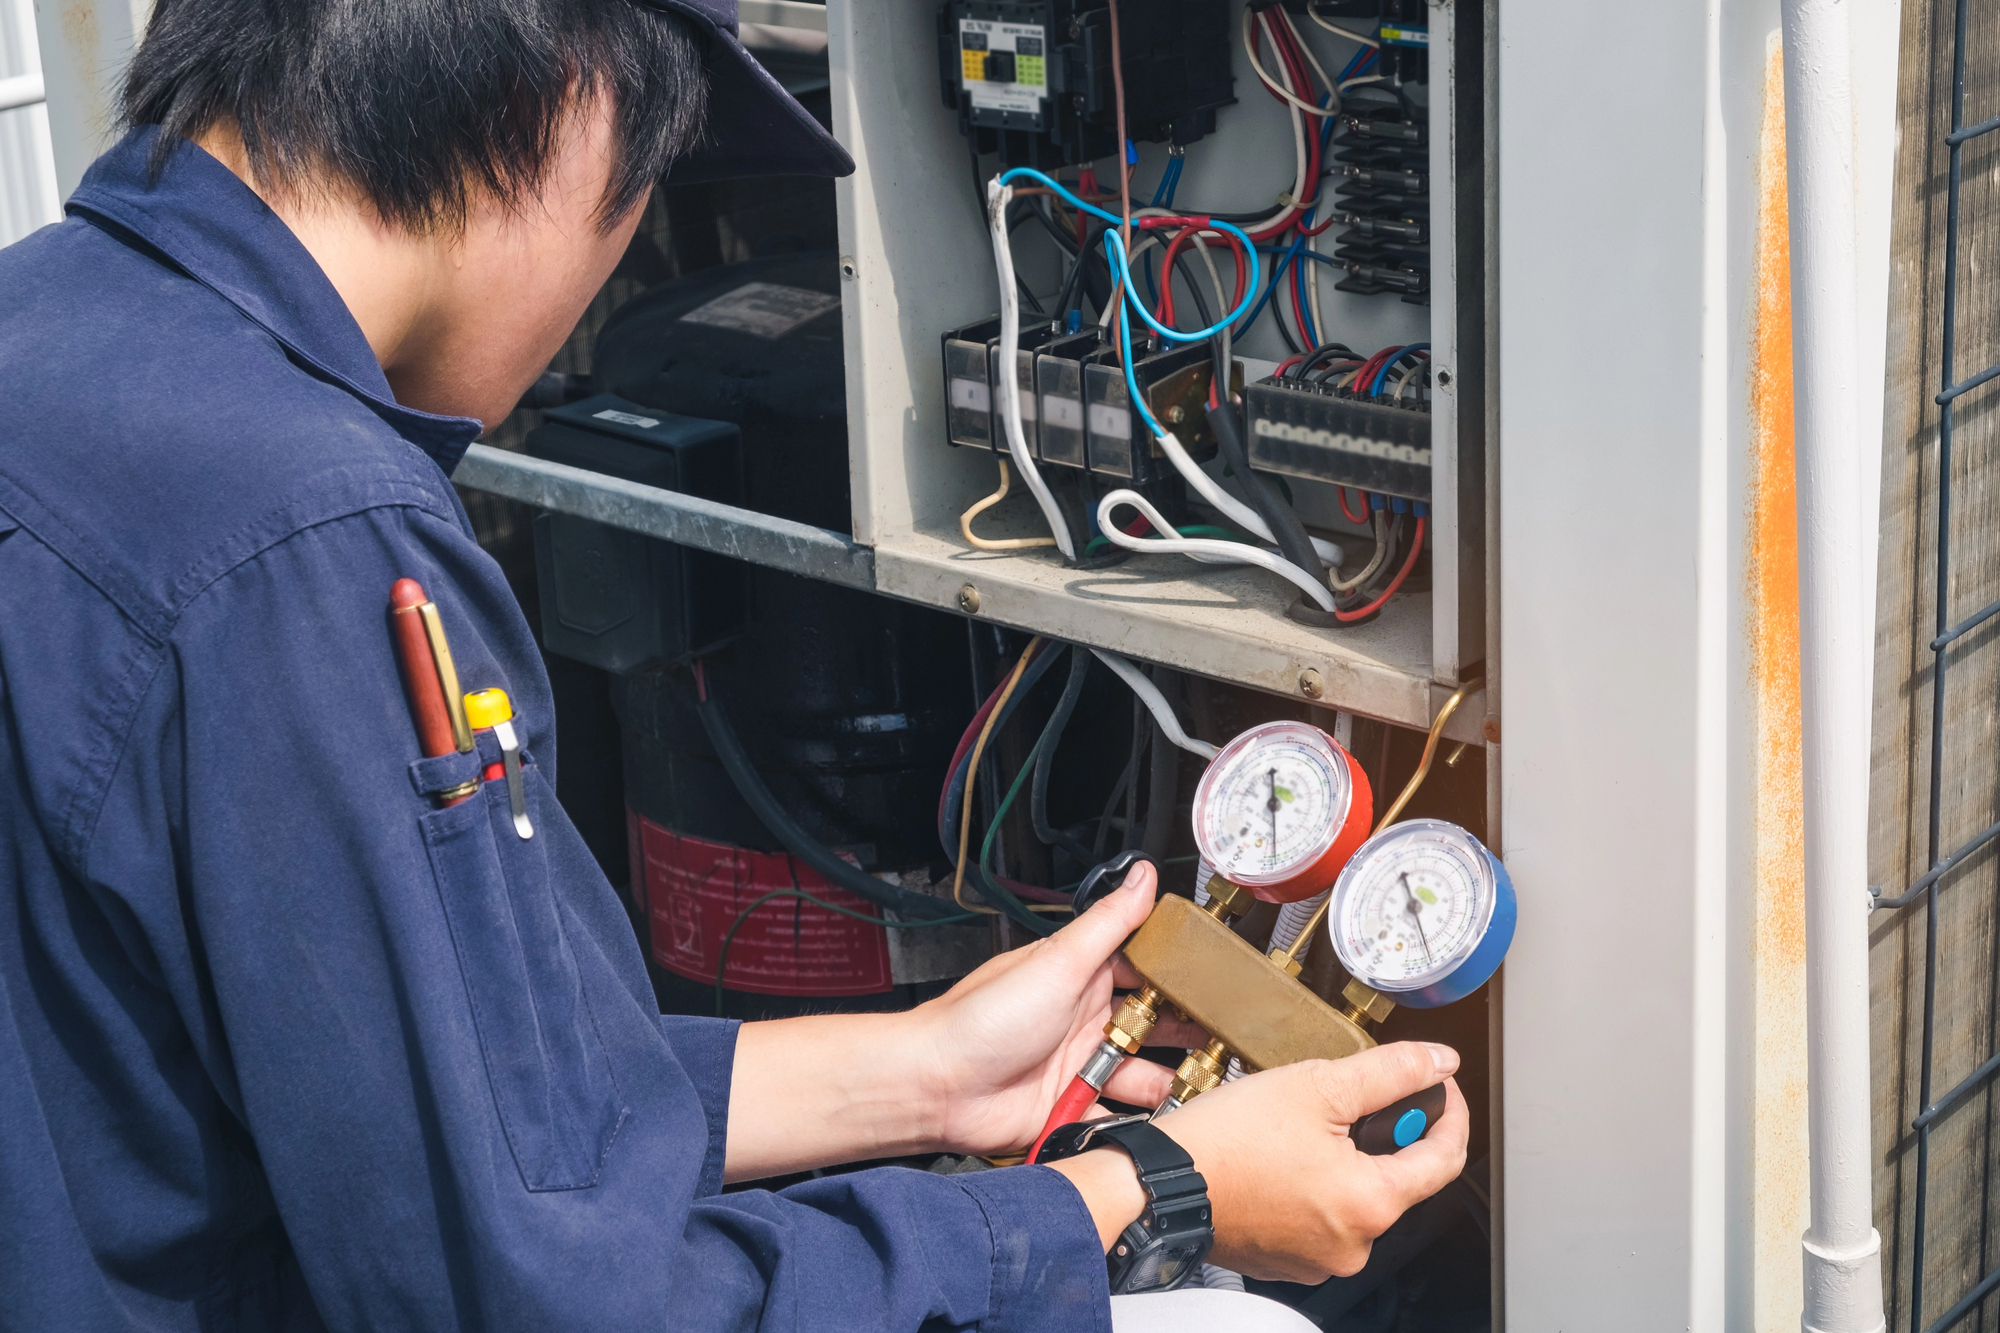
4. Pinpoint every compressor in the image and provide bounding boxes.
[529,252,988,1013]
